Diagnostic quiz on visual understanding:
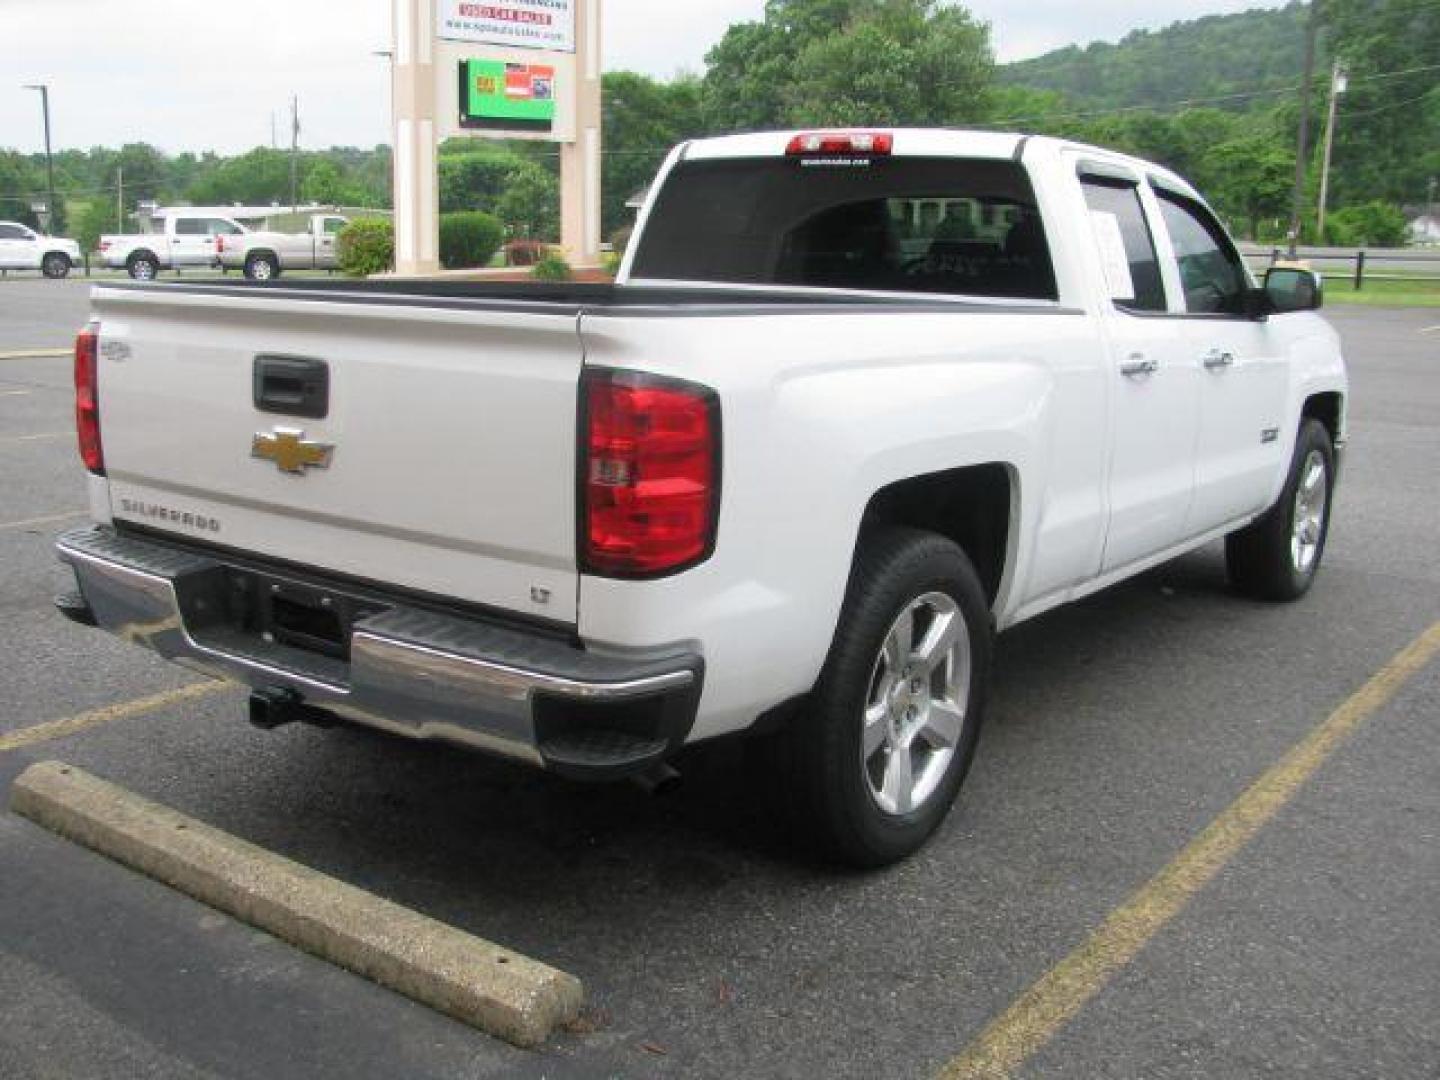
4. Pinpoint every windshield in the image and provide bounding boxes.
[631,156,1056,301]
